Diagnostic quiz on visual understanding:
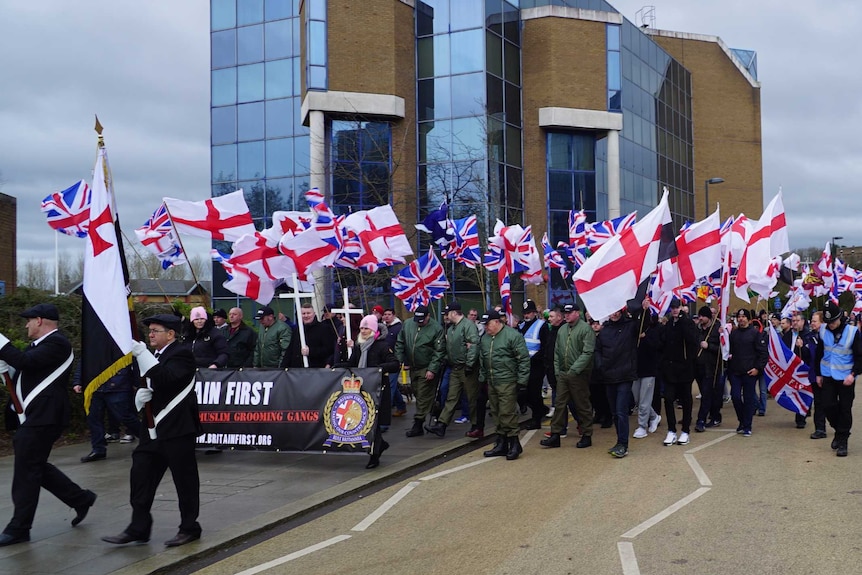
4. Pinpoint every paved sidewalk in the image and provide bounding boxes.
[0,413,489,575]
